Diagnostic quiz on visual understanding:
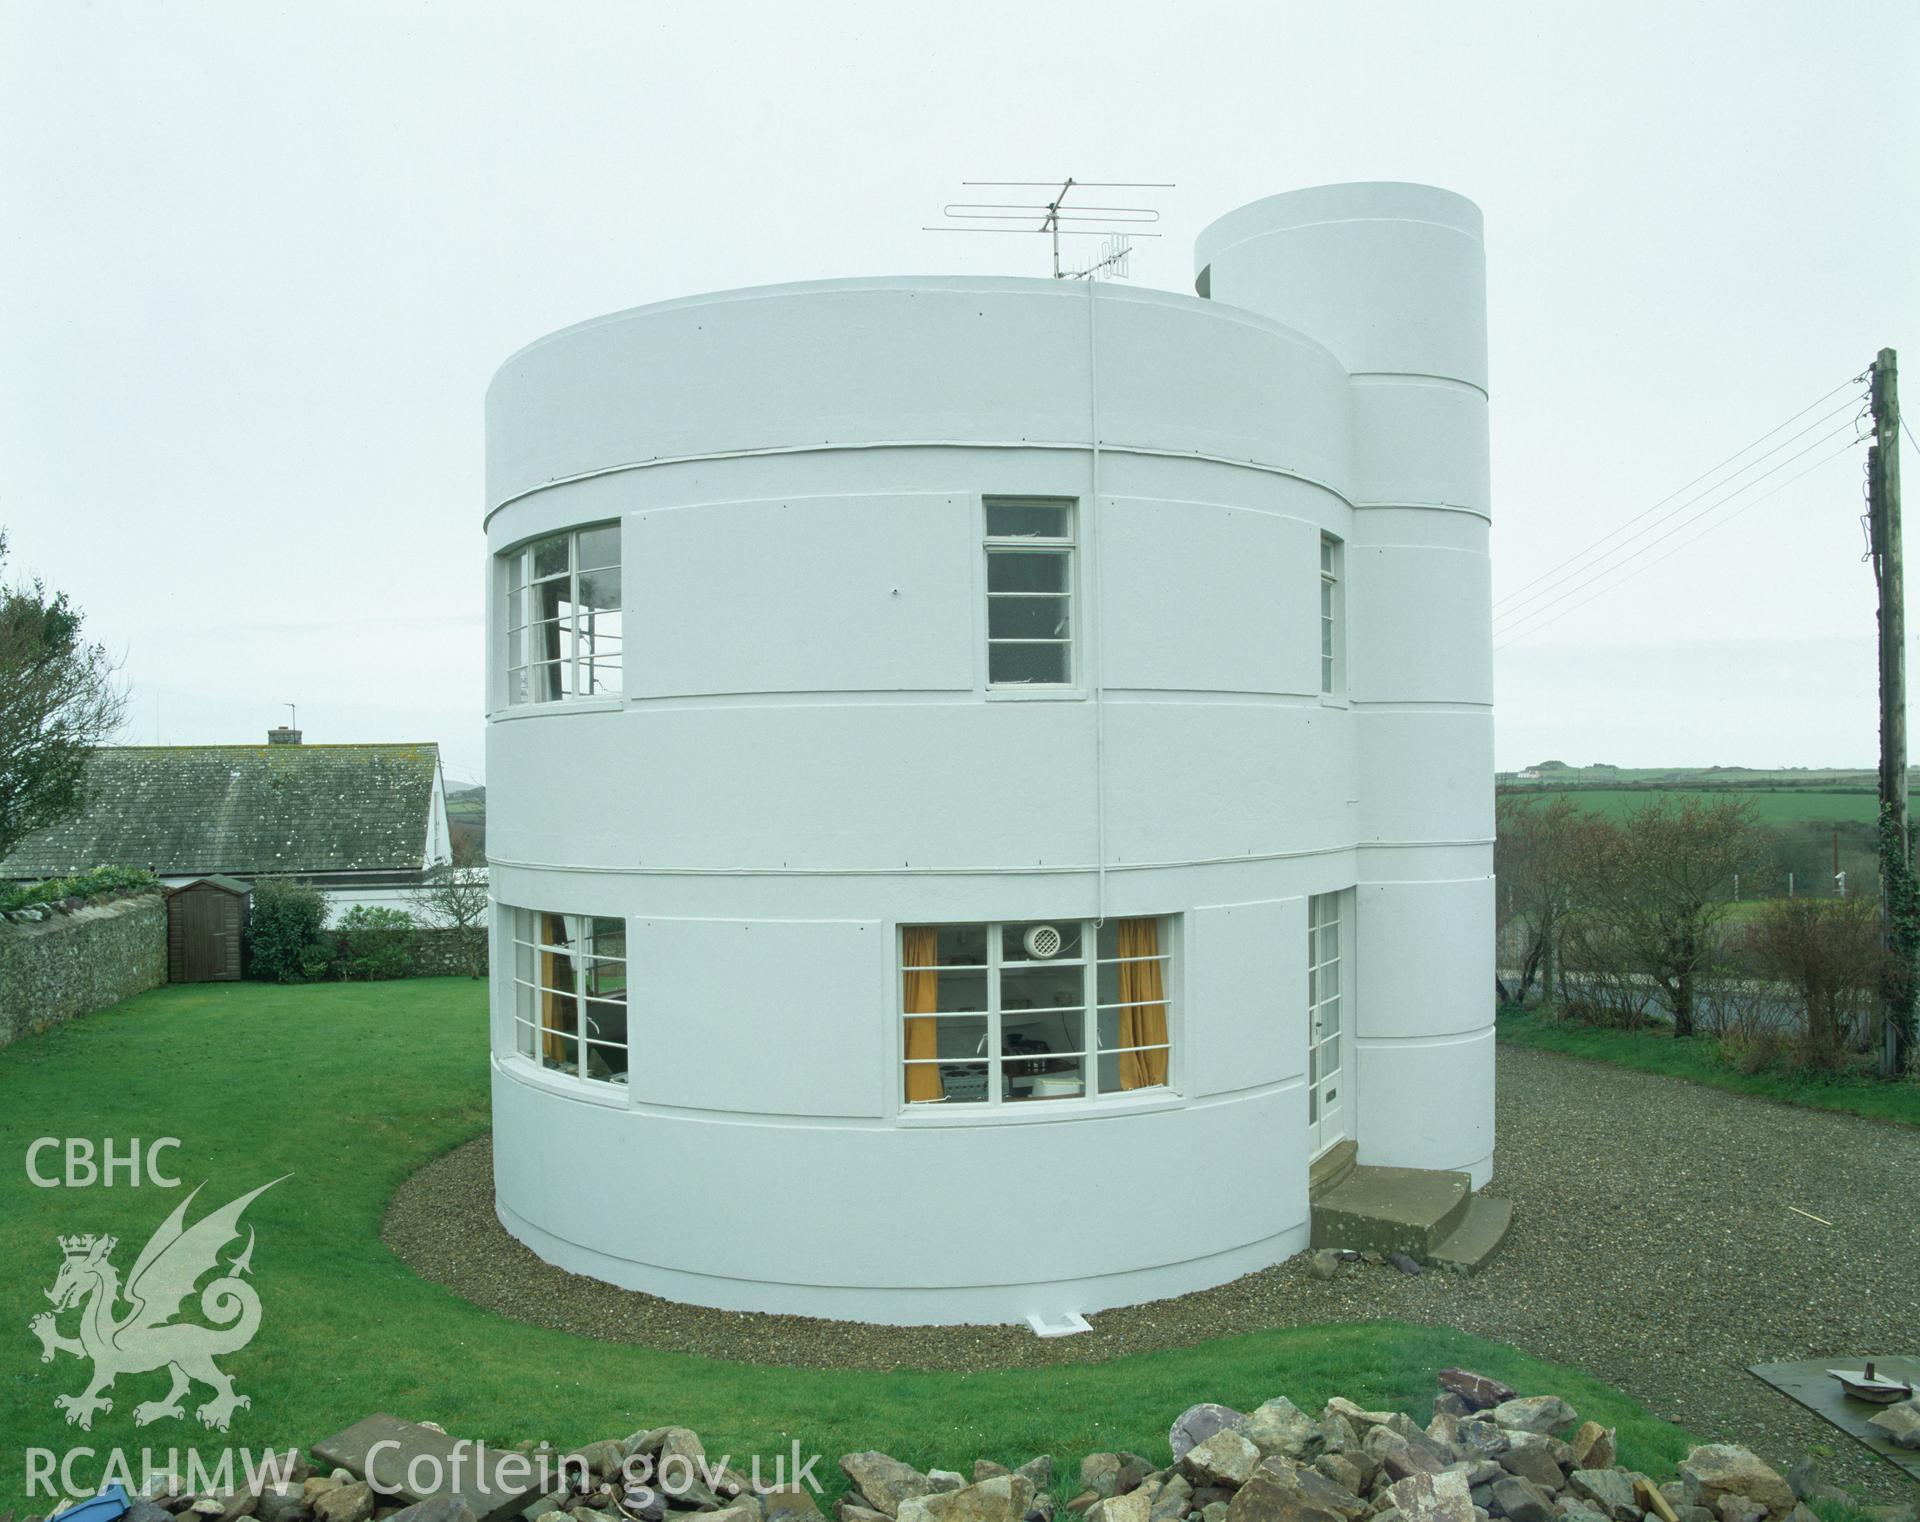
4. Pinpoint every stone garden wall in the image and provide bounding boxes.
[402,926,486,978]
[0,890,166,1048]
[321,925,484,979]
